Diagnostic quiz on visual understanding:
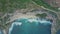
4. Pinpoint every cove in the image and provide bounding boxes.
[9,18,51,34]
